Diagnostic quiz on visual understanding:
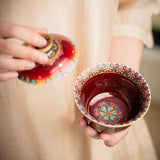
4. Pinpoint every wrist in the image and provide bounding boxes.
[108,36,144,71]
